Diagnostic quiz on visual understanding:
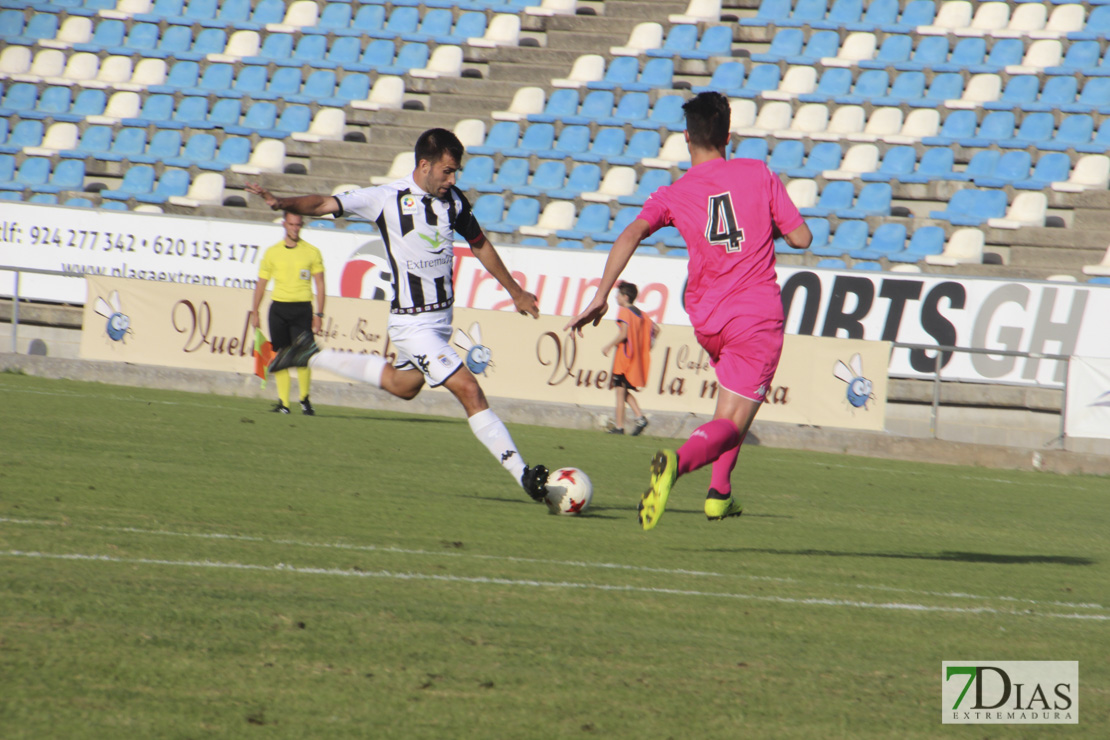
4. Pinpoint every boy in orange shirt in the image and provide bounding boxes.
[602,282,658,435]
